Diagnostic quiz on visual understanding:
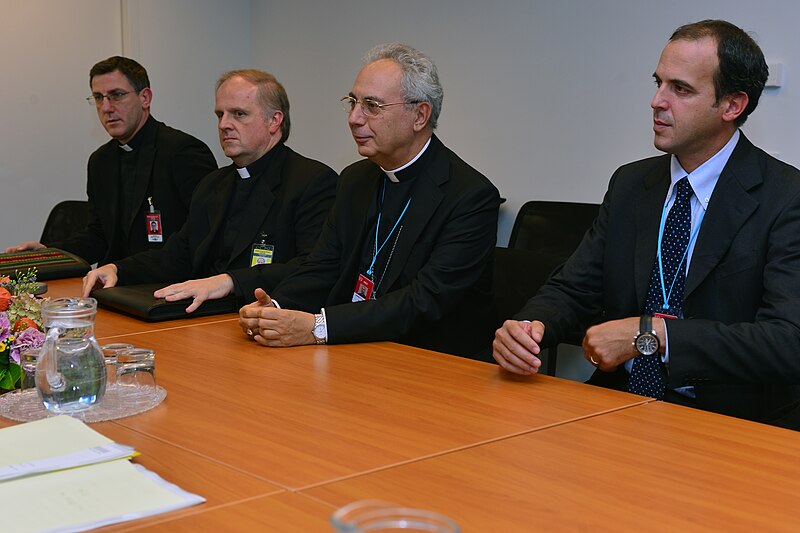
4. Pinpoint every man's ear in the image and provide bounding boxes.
[269,111,284,134]
[139,87,153,110]
[721,91,748,124]
[412,102,432,132]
